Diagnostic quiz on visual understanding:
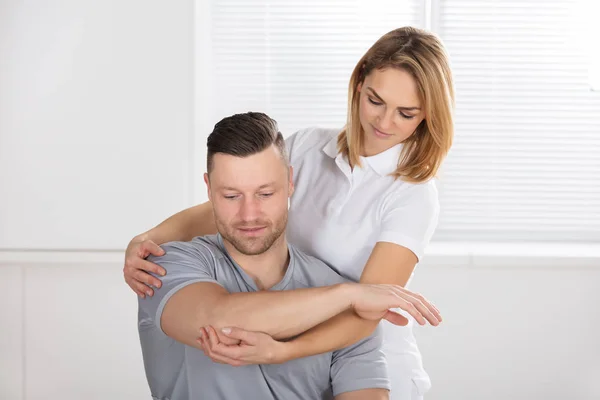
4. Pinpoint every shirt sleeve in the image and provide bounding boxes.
[378,180,440,262]
[329,325,390,396]
[138,238,225,333]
